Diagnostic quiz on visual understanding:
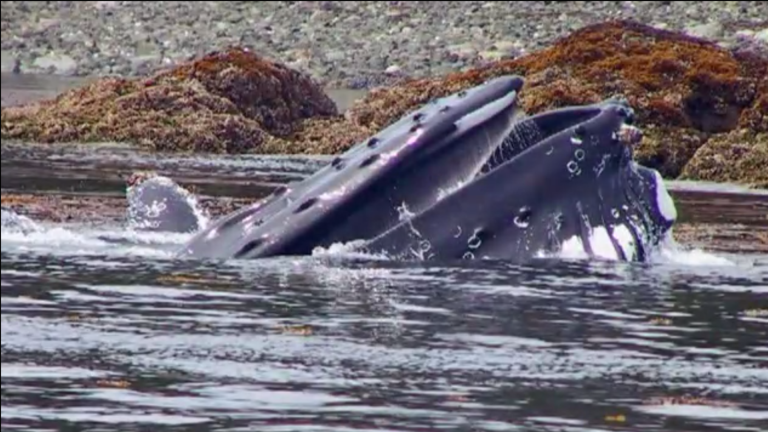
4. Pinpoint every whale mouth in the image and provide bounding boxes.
[479,98,641,177]
[477,99,675,262]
